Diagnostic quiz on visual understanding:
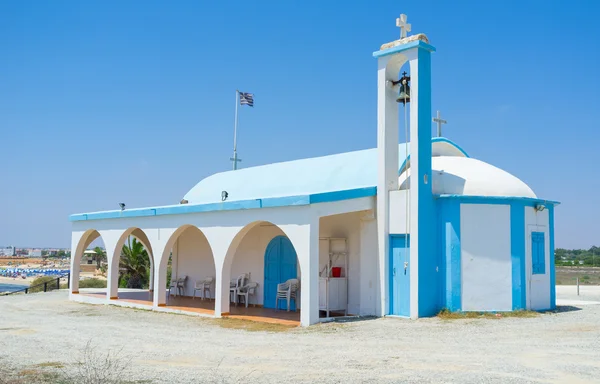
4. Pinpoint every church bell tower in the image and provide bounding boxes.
[374,15,437,319]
